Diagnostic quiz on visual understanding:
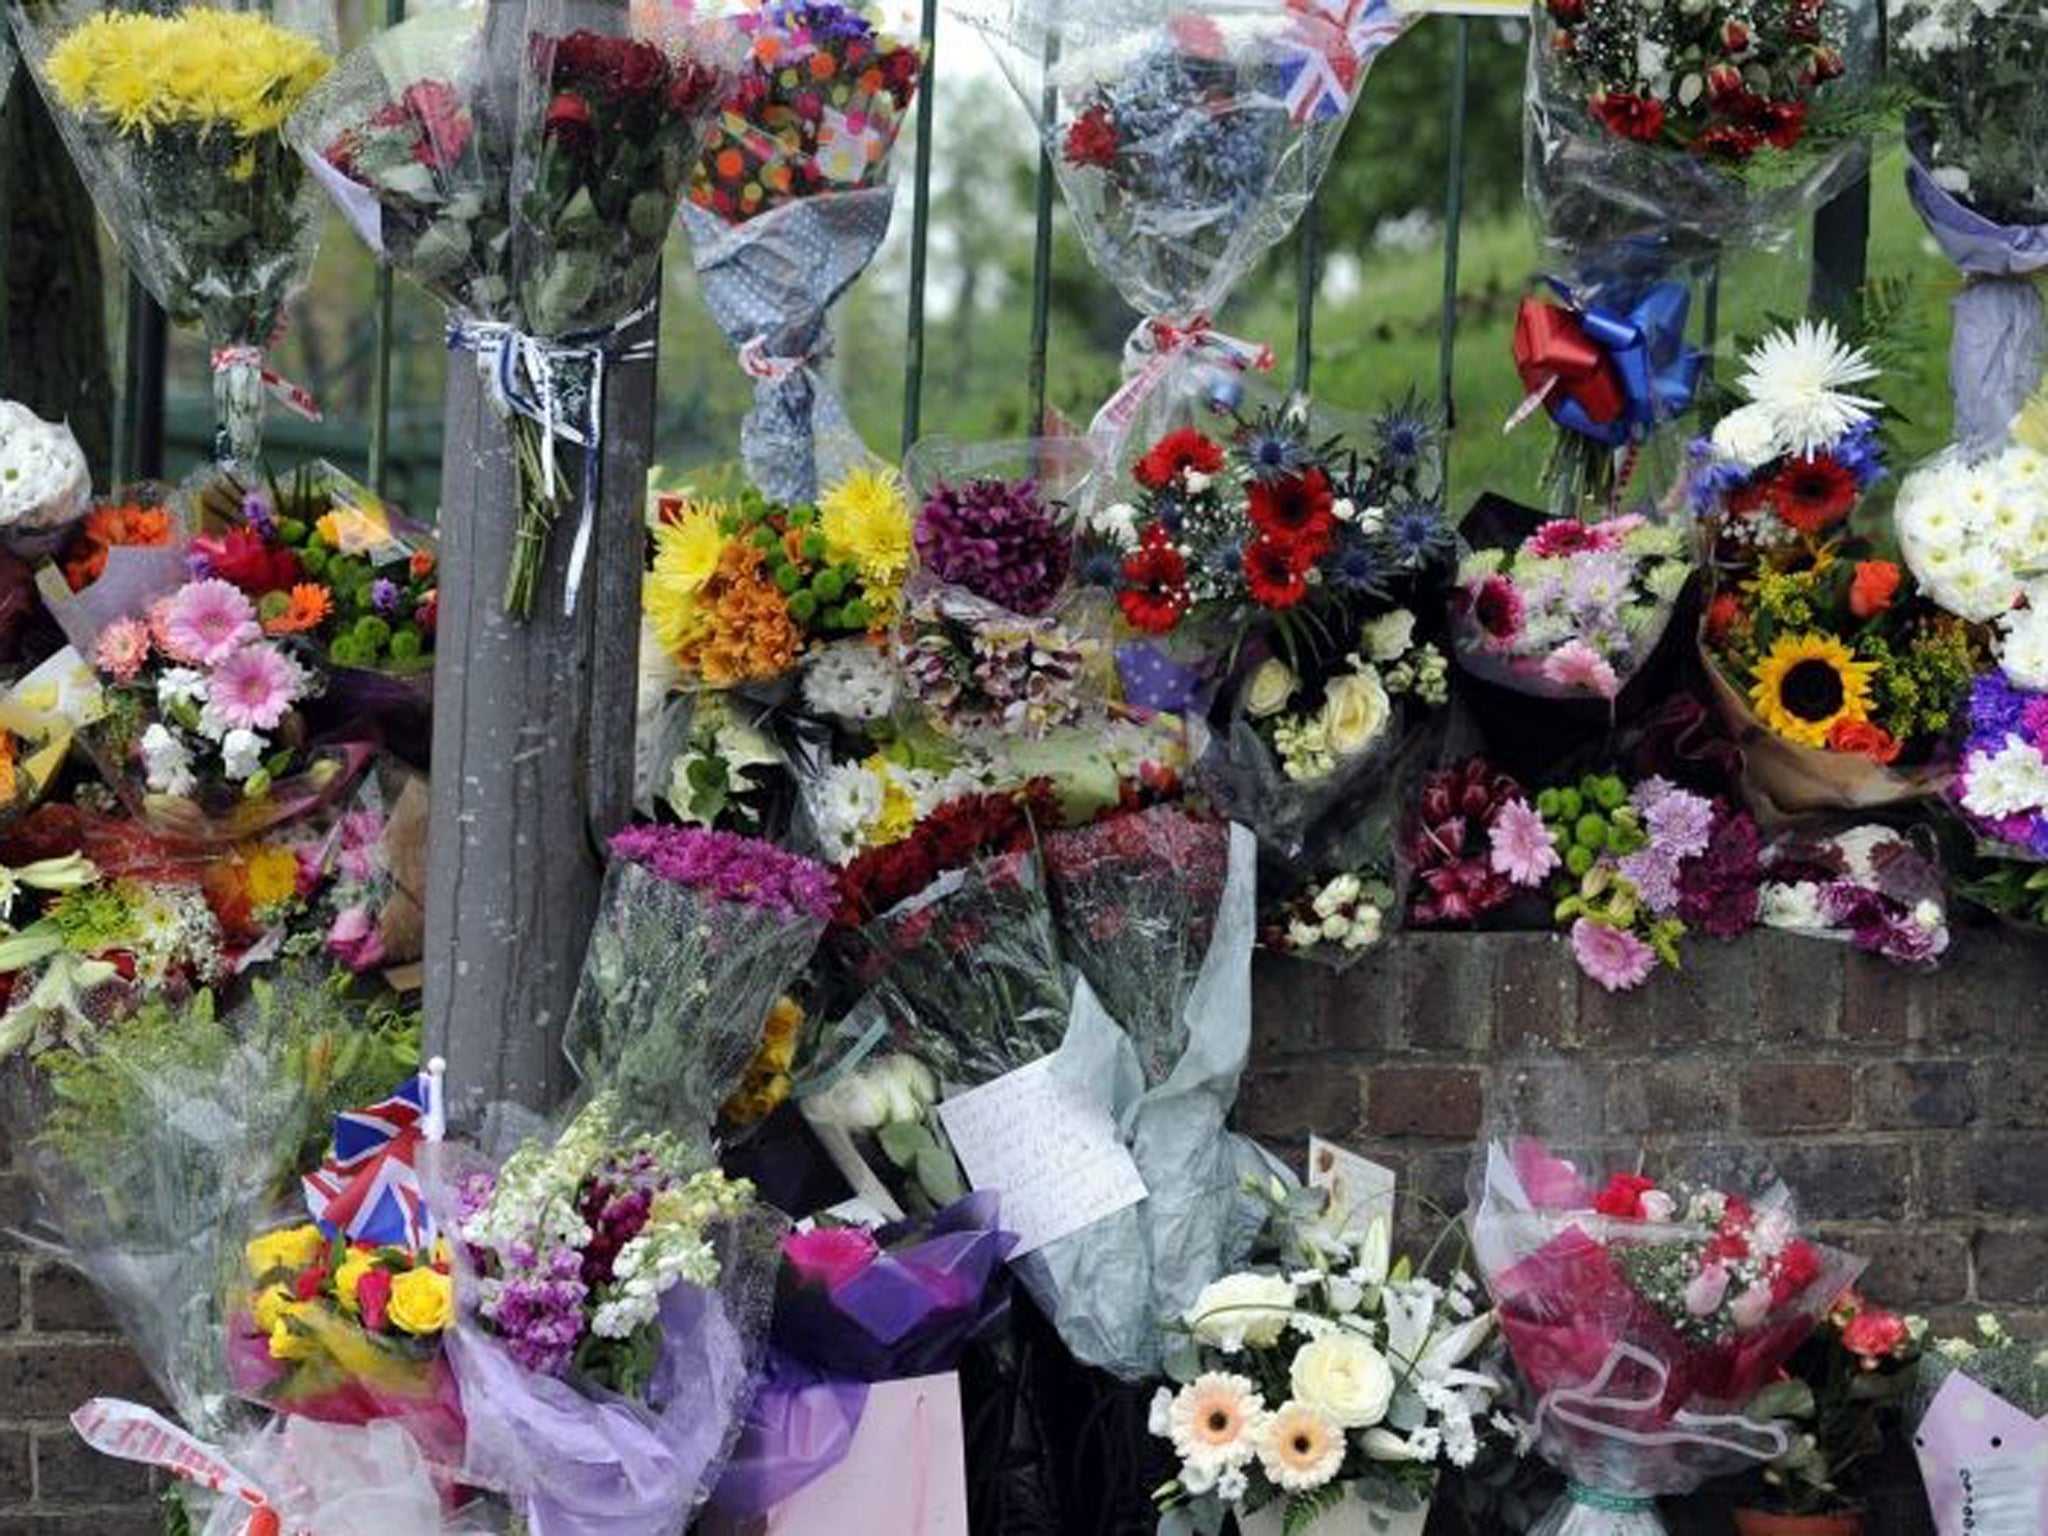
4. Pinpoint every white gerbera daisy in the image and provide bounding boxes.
[1258,1401,1346,1492]
[1731,319,1881,460]
[1166,1373,1265,1472]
